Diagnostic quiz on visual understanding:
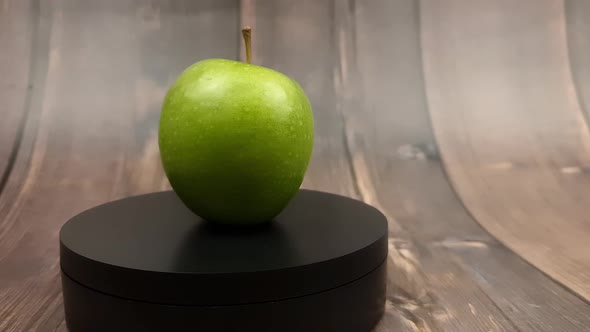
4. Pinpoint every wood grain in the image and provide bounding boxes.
[421,0,590,302]
[0,0,35,191]
[340,0,590,331]
[0,1,238,331]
